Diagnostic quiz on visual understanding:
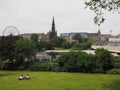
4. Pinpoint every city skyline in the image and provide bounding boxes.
[0,0,120,36]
